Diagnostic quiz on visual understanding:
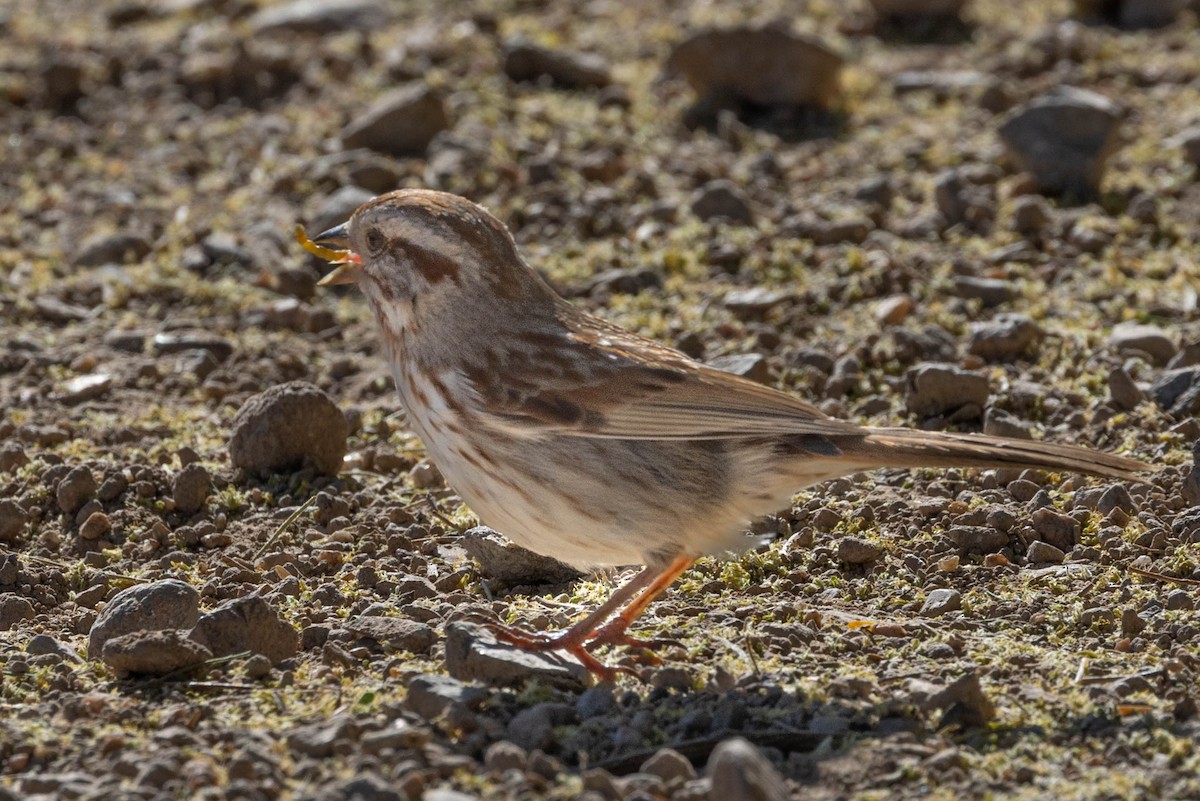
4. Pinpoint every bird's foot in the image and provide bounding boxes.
[469,616,661,680]
[587,618,685,653]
